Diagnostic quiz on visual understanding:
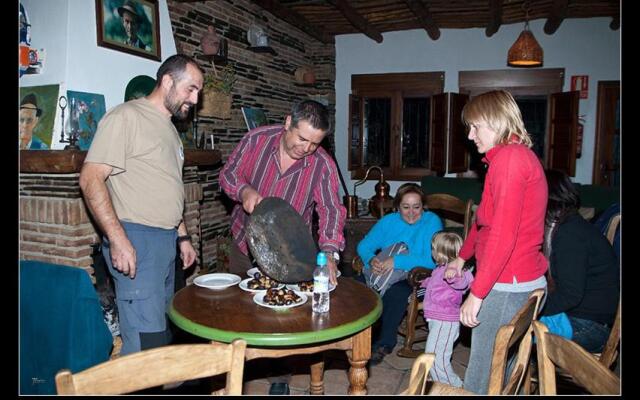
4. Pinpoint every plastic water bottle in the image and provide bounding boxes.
[312,252,330,313]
